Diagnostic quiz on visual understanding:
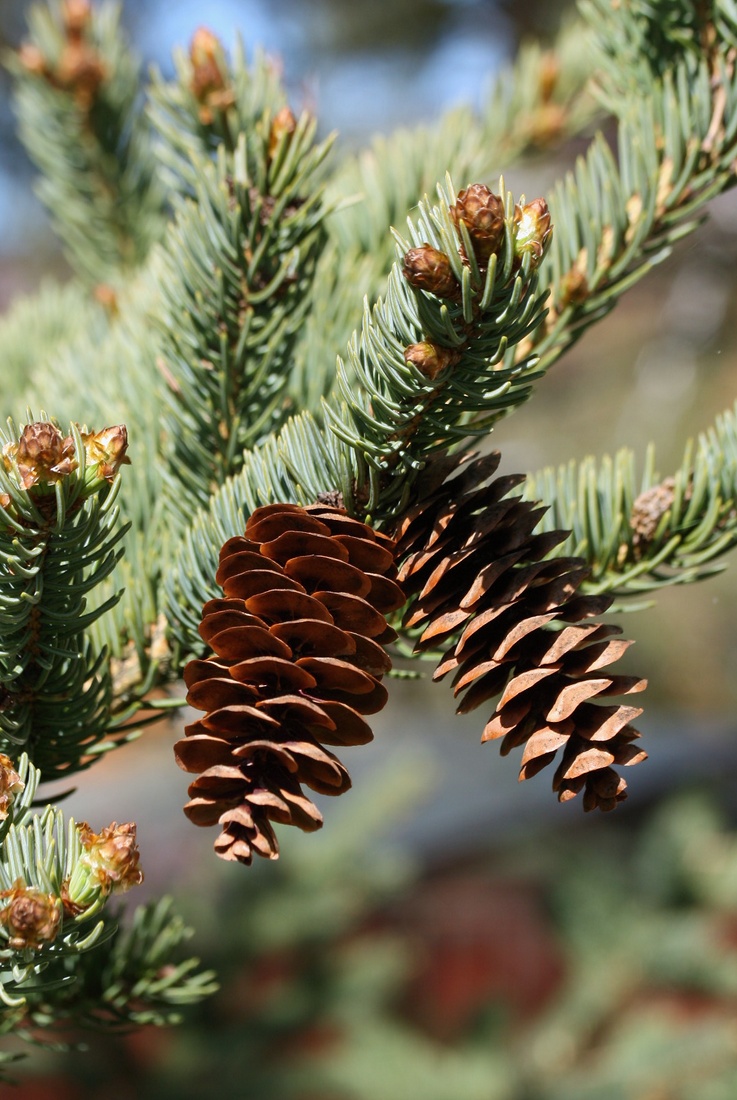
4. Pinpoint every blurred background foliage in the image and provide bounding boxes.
[6,0,737,1095]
